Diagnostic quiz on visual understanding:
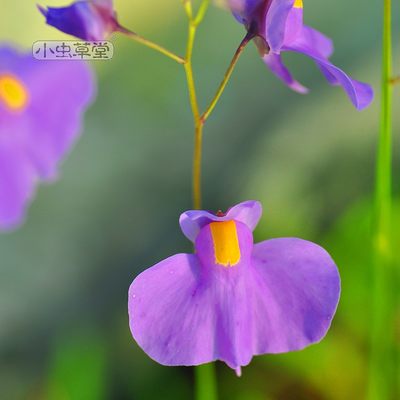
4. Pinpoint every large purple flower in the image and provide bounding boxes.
[38,0,119,41]
[0,45,95,230]
[228,0,373,110]
[128,201,341,374]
